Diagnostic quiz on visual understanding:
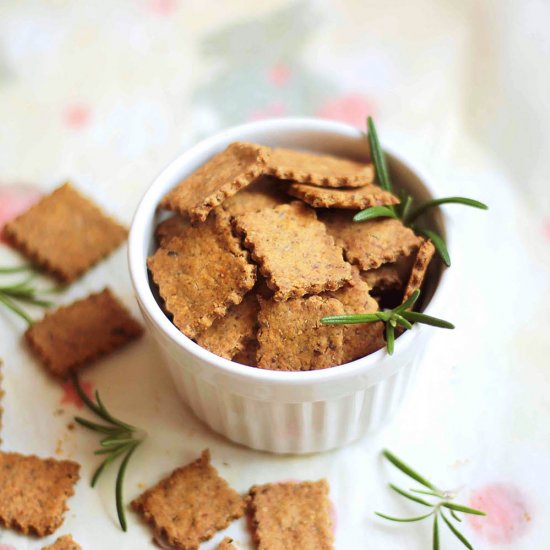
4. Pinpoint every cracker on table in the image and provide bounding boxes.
[160,142,268,223]
[42,535,82,550]
[148,211,256,338]
[196,292,259,360]
[217,537,237,550]
[232,339,259,367]
[155,215,190,246]
[257,295,344,371]
[286,182,399,209]
[221,175,288,217]
[403,239,435,302]
[25,288,144,378]
[3,183,127,283]
[263,146,374,188]
[234,202,351,301]
[248,480,334,550]
[0,452,80,537]
[132,449,245,550]
[320,210,422,270]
